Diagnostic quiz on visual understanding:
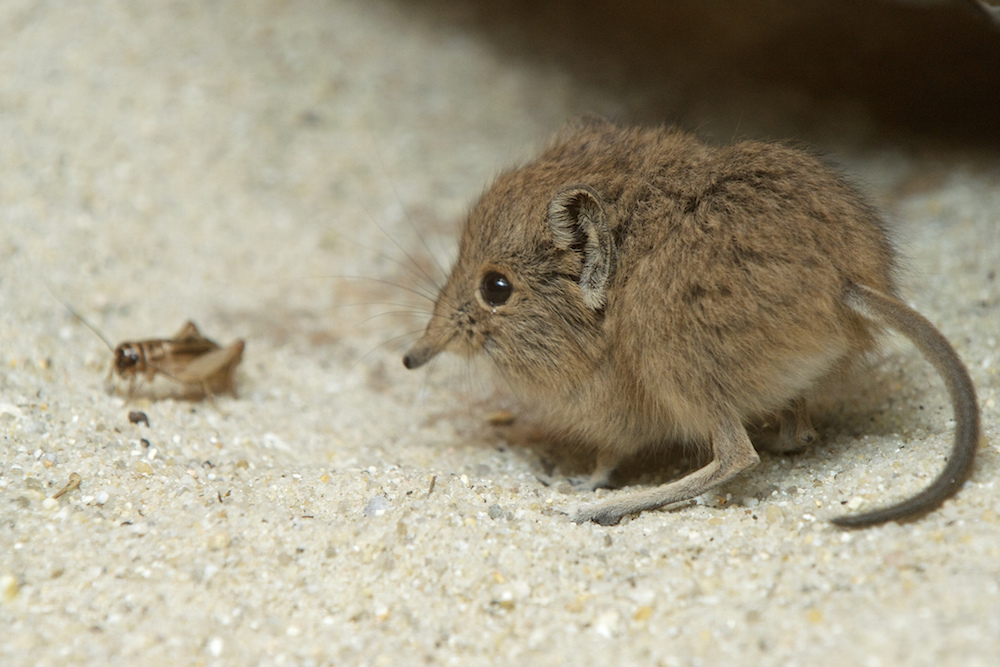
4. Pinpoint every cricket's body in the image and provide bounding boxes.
[109,321,244,399]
